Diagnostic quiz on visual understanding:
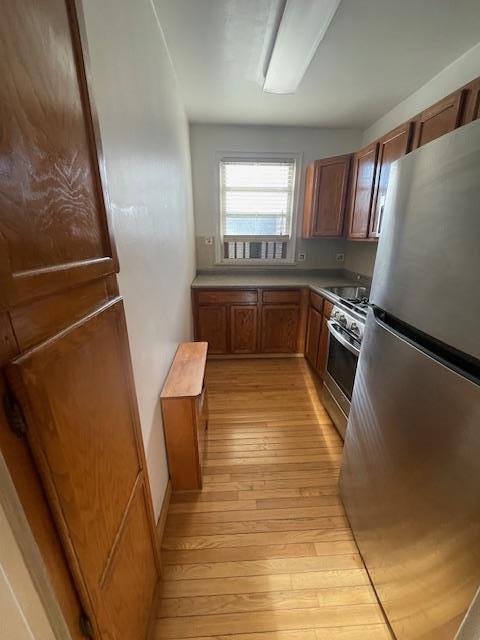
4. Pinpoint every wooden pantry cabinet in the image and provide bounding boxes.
[302,154,352,238]
[0,1,159,638]
[192,288,308,355]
